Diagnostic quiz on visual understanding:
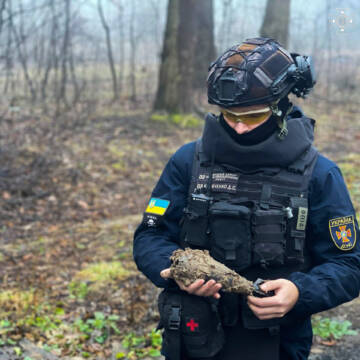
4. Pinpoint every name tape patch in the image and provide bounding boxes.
[329,215,356,251]
[196,172,239,194]
[296,207,308,231]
